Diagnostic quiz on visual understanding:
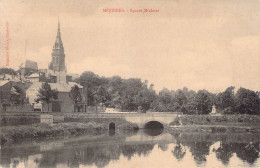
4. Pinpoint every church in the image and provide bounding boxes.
[26,21,87,112]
